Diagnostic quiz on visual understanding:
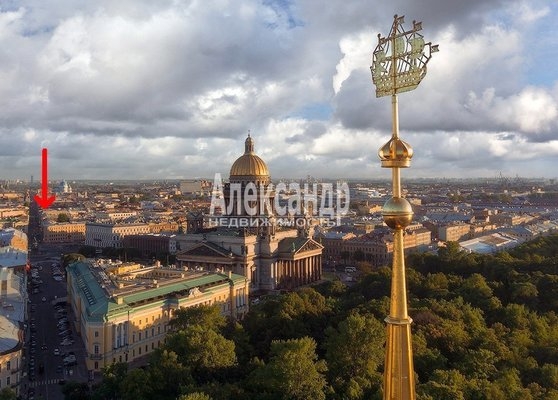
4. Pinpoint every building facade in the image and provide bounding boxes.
[0,254,26,397]
[42,222,86,244]
[67,260,249,373]
[85,223,151,248]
